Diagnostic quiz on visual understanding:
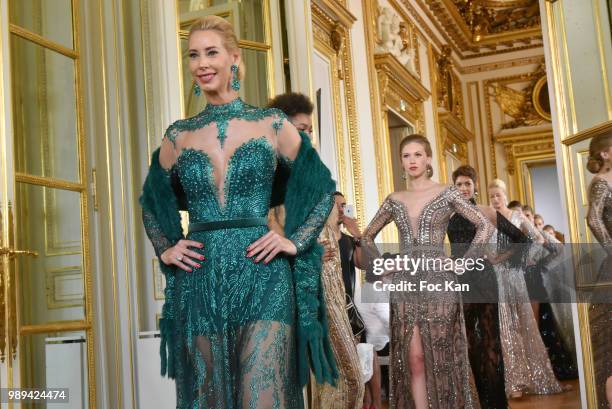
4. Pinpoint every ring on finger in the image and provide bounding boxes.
[176,255,183,261]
